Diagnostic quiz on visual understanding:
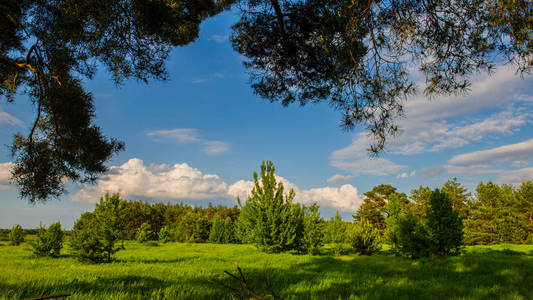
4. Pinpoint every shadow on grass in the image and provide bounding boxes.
[2,250,532,299]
